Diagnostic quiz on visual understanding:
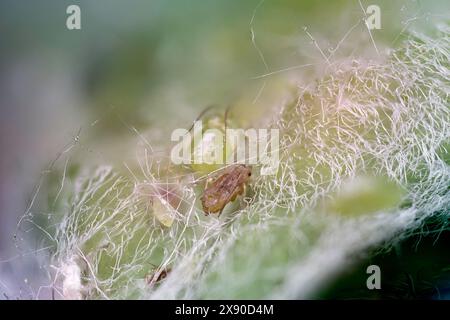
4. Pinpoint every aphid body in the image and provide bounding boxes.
[201,164,251,215]
[146,267,171,286]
